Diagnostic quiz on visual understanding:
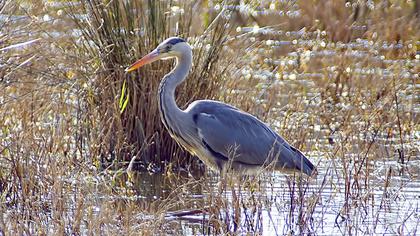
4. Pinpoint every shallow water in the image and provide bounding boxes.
[125,157,419,235]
